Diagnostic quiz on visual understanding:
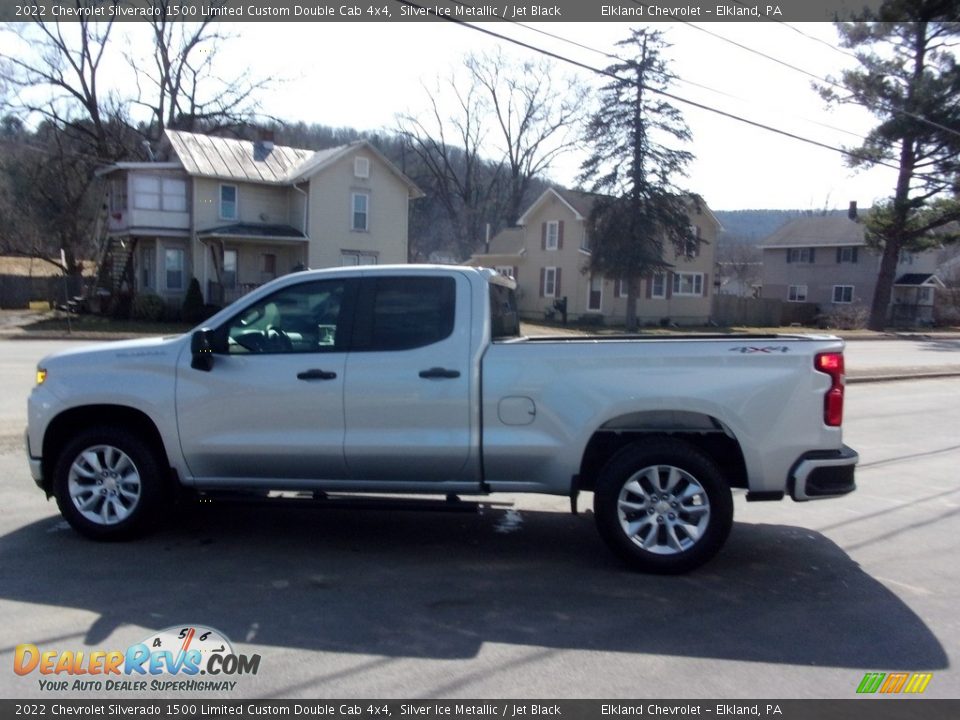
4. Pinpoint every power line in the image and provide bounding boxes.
[680,20,960,141]
[496,17,869,142]
[778,21,861,62]
[390,0,904,173]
